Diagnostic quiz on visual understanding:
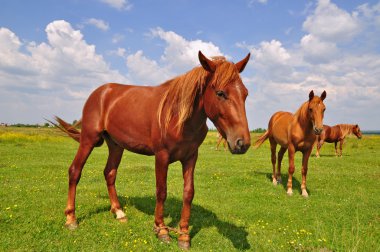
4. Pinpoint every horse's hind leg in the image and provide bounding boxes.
[103,136,126,222]
[276,147,287,184]
[269,138,277,185]
[65,136,99,230]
